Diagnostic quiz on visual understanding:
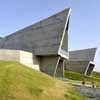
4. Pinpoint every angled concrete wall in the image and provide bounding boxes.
[0,49,20,61]
[19,50,39,70]
[0,49,40,70]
